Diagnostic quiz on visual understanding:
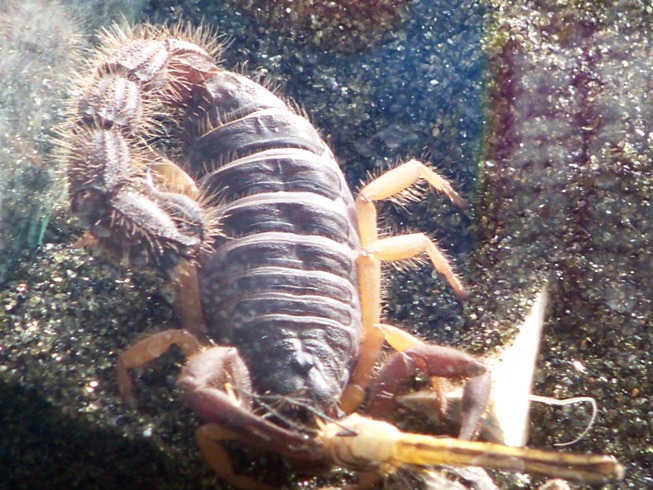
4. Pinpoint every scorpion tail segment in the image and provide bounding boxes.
[61,25,223,270]
[73,185,207,269]
[318,414,624,485]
